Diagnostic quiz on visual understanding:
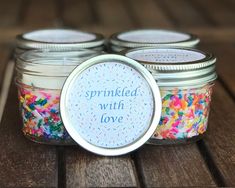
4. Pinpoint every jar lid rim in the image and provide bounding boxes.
[60,54,162,156]
[122,46,216,71]
[16,29,105,49]
[110,29,200,48]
